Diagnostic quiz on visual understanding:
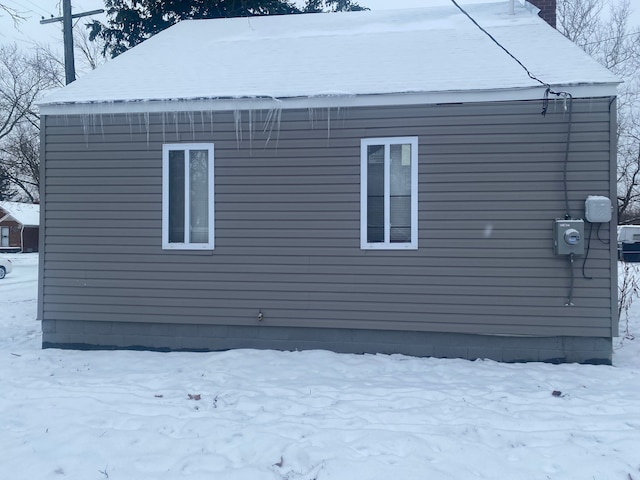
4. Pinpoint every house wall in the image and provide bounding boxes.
[39,98,617,363]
